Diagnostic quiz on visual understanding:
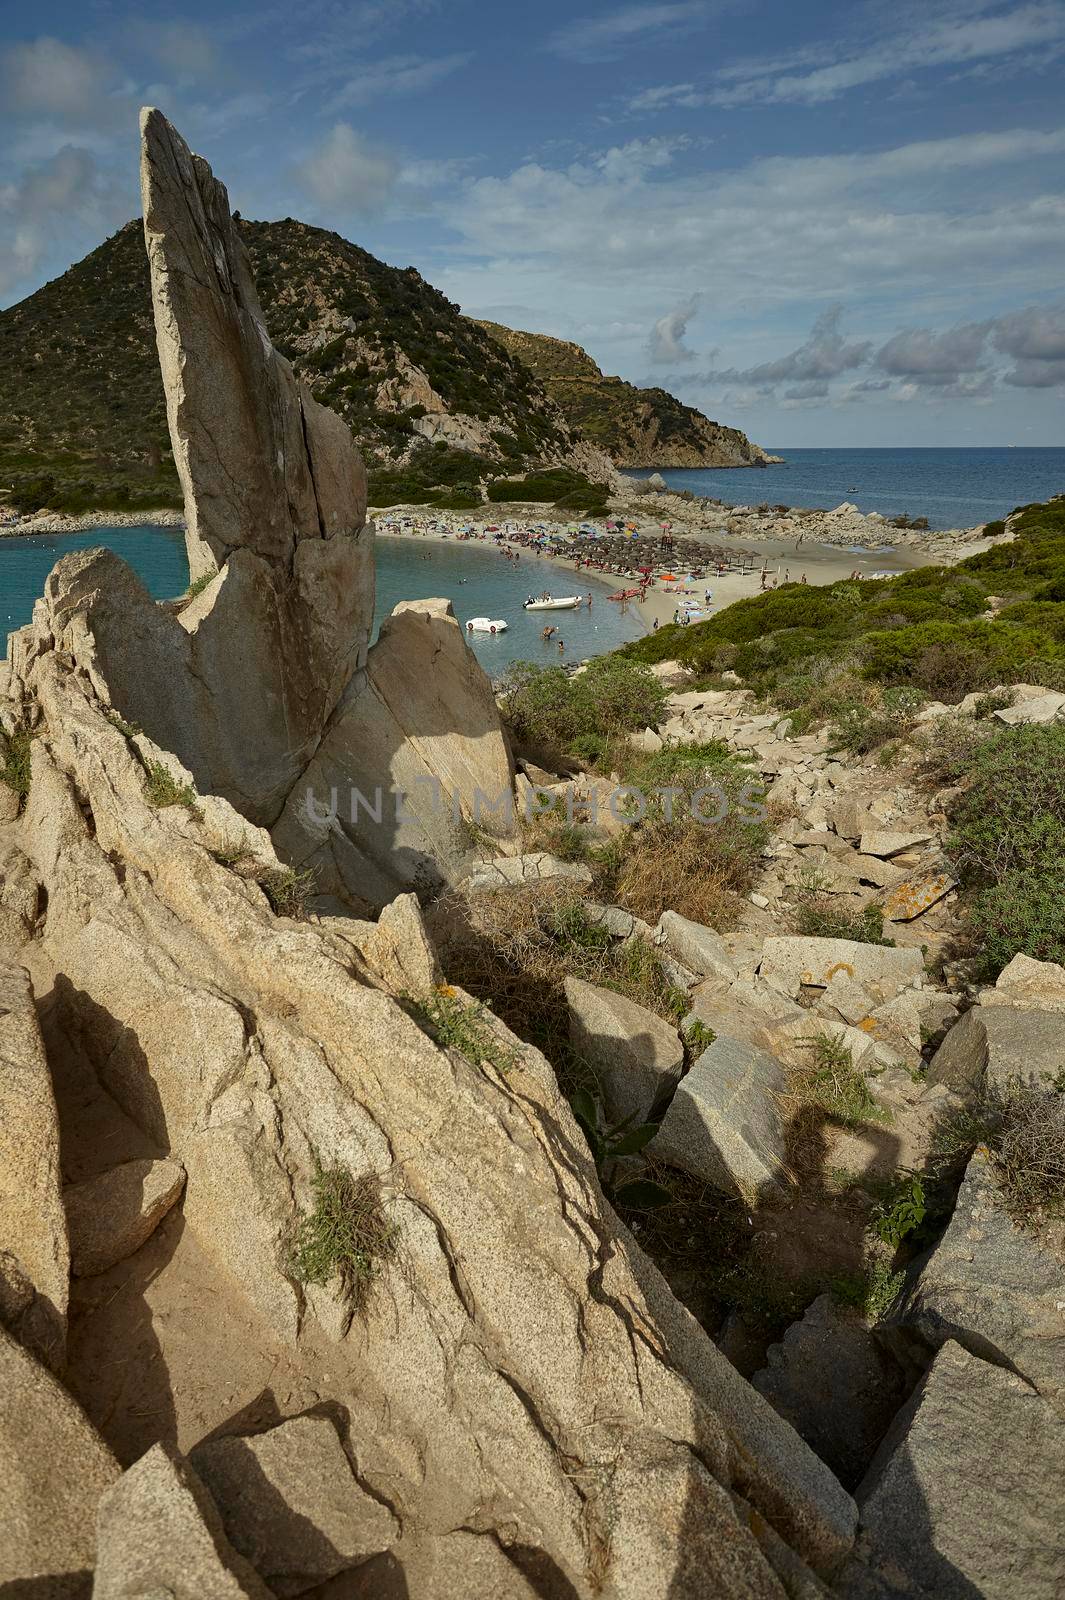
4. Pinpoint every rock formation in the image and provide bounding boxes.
[0,110,862,1597]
